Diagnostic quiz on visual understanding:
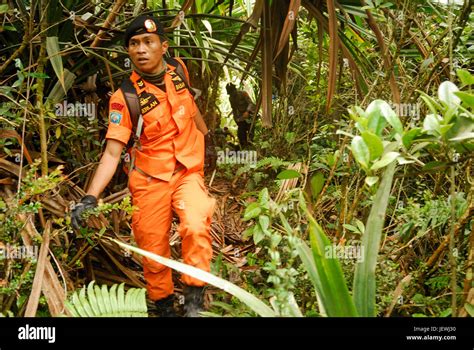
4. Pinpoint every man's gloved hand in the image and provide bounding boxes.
[204,131,217,172]
[71,195,98,229]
